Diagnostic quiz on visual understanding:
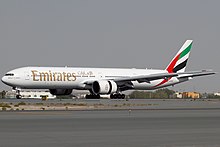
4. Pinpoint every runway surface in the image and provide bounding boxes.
[1,98,220,110]
[1,109,220,147]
